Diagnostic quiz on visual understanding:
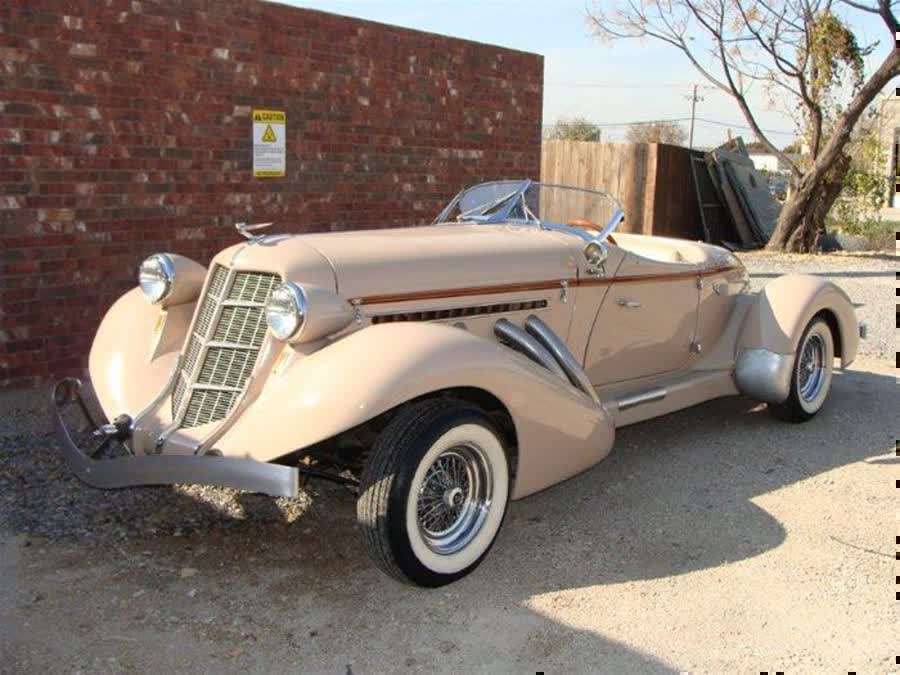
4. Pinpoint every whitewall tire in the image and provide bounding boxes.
[769,317,834,422]
[357,398,510,587]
